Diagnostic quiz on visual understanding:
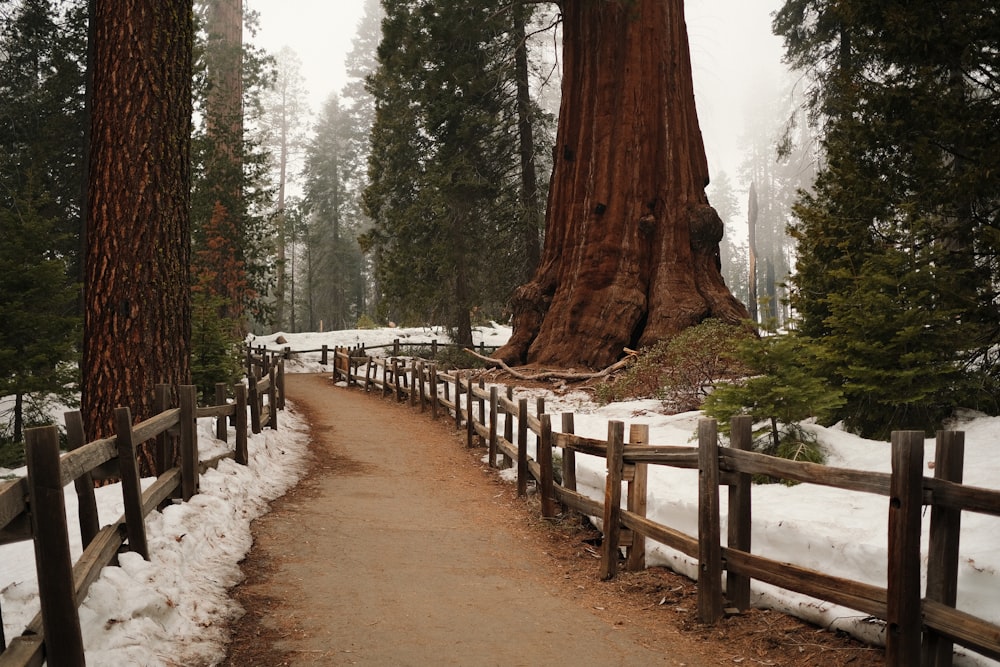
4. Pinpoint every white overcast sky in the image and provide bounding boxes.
[247,0,789,181]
